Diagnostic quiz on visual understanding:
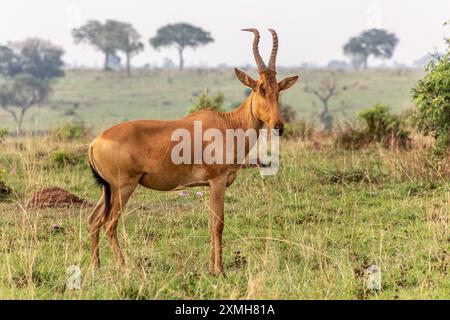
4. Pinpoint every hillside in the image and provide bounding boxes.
[0,69,424,133]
